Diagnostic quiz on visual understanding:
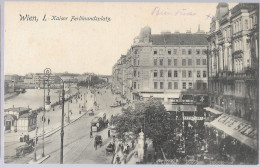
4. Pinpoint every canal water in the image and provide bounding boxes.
[5,89,60,110]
